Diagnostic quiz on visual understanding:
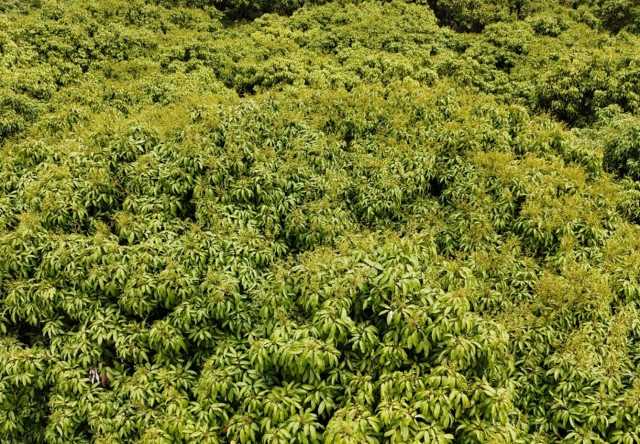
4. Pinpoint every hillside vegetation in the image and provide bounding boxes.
[3,0,640,443]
